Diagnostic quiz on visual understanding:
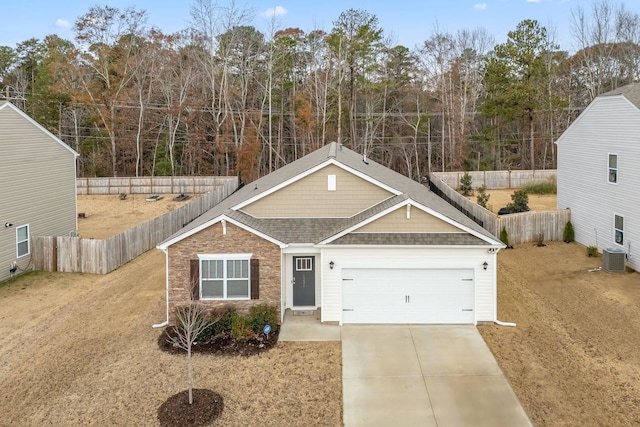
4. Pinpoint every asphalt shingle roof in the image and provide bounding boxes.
[159,142,500,247]
[330,233,487,246]
[600,83,640,109]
